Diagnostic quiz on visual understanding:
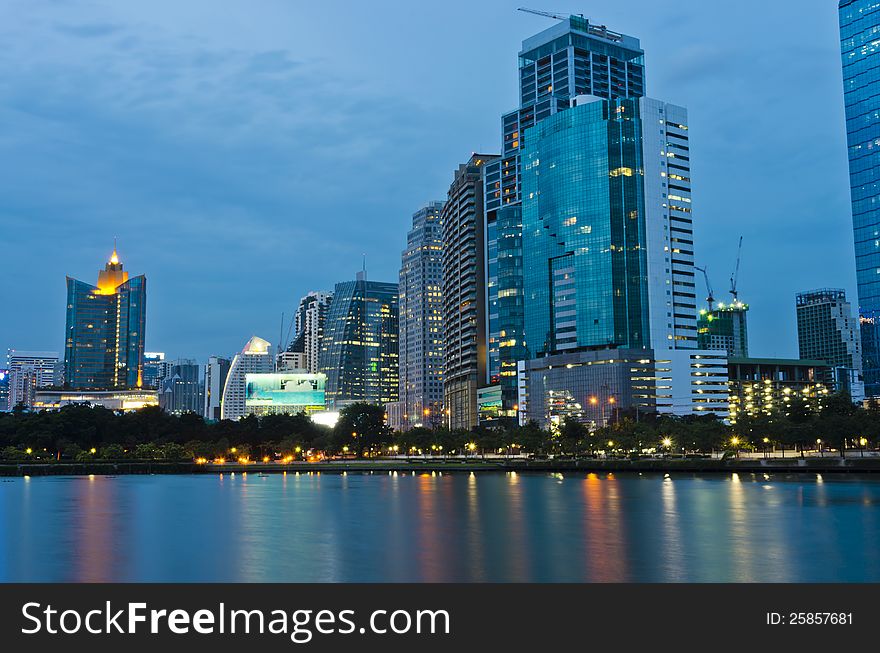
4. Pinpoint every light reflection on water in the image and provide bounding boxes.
[1,472,879,582]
